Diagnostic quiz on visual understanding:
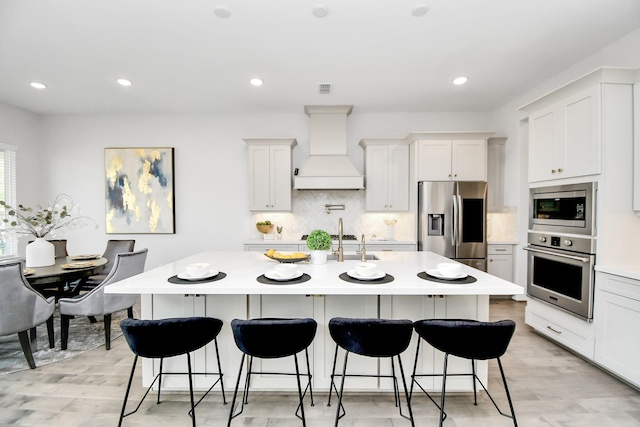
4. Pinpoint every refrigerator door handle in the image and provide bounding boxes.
[451,194,458,247]
[457,194,463,246]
